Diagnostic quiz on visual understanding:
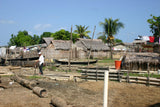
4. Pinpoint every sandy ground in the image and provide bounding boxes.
[0,66,160,107]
